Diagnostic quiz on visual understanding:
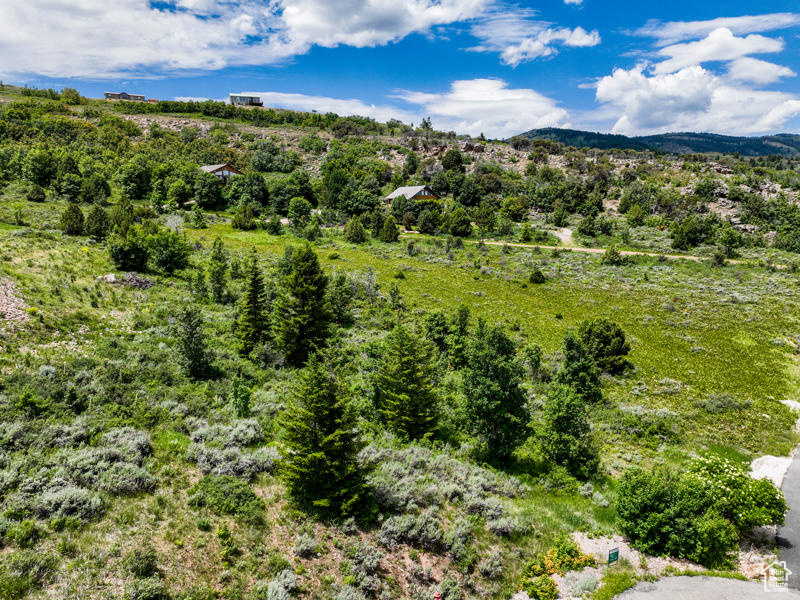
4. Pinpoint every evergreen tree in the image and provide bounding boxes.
[379,215,400,243]
[174,305,213,379]
[273,243,331,366]
[343,216,368,243]
[191,203,207,228]
[191,268,208,301]
[556,332,602,404]
[281,354,371,519]
[374,325,439,440]
[370,210,386,238]
[578,318,631,374]
[84,204,110,240]
[539,384,598,479]
[208,237,228,303]
[235,252,269,356]
[462,320,527,463]
[60,202,84,235]
[447,304,470,367]
[230,377,251,418]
